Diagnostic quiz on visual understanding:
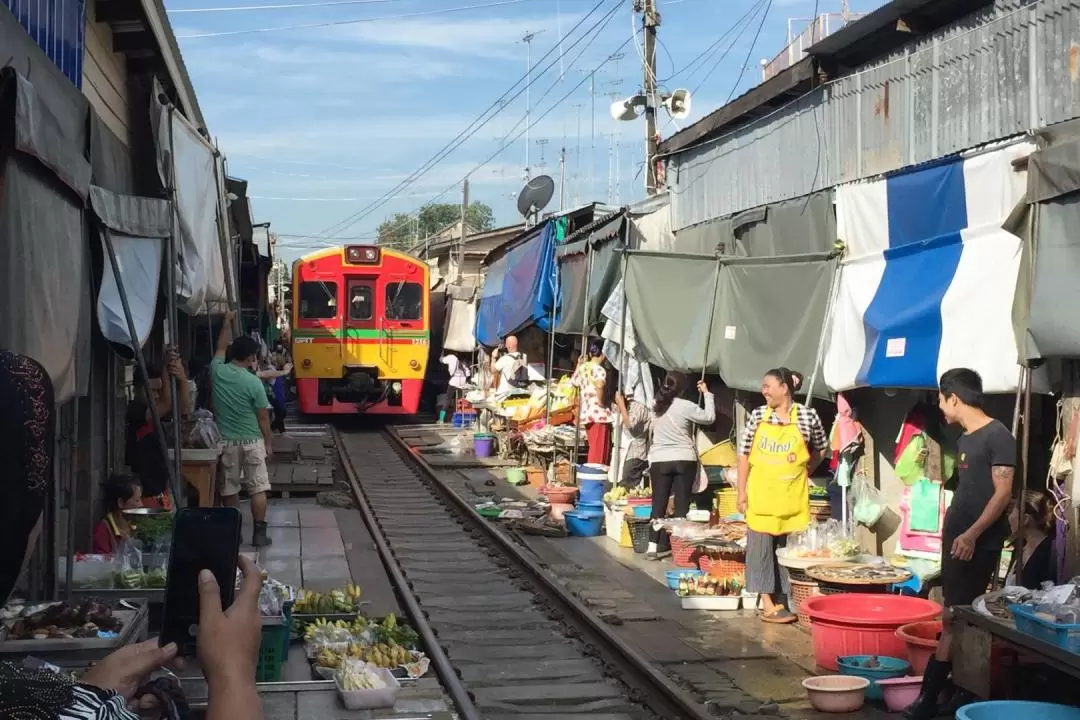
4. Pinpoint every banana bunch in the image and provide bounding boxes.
[346,642,411,668]
[628,487,650,498]
[316,647,343,669]
[344,583,362,605]
[603,487,630,503]
[294,583,362,614]
[336,662,387,691]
